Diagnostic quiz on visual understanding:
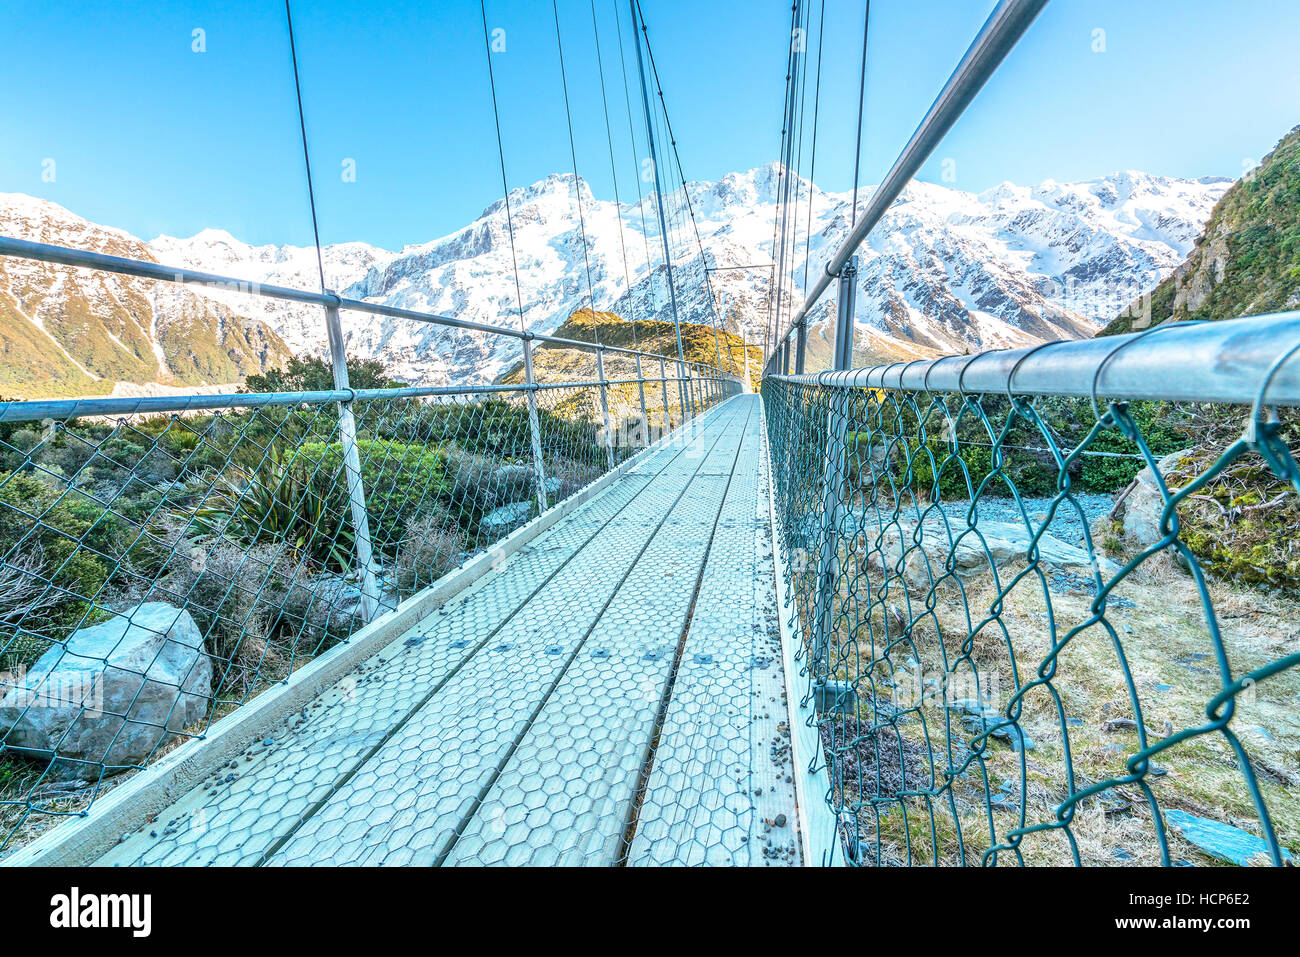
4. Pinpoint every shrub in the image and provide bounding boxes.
[194,450,355,571]
[293,439,447,556]
[0,471,122,637]
[151,539,359,694]
[898,440,994,502]
[394,512,465,597]
[197,438,446,569]
[1077,401,1184,493]
[445,447,533,512]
